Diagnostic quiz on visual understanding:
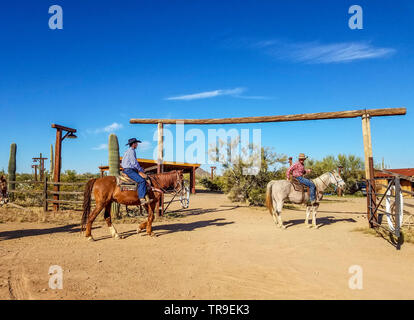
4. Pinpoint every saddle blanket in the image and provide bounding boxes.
[116,173,138,191]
